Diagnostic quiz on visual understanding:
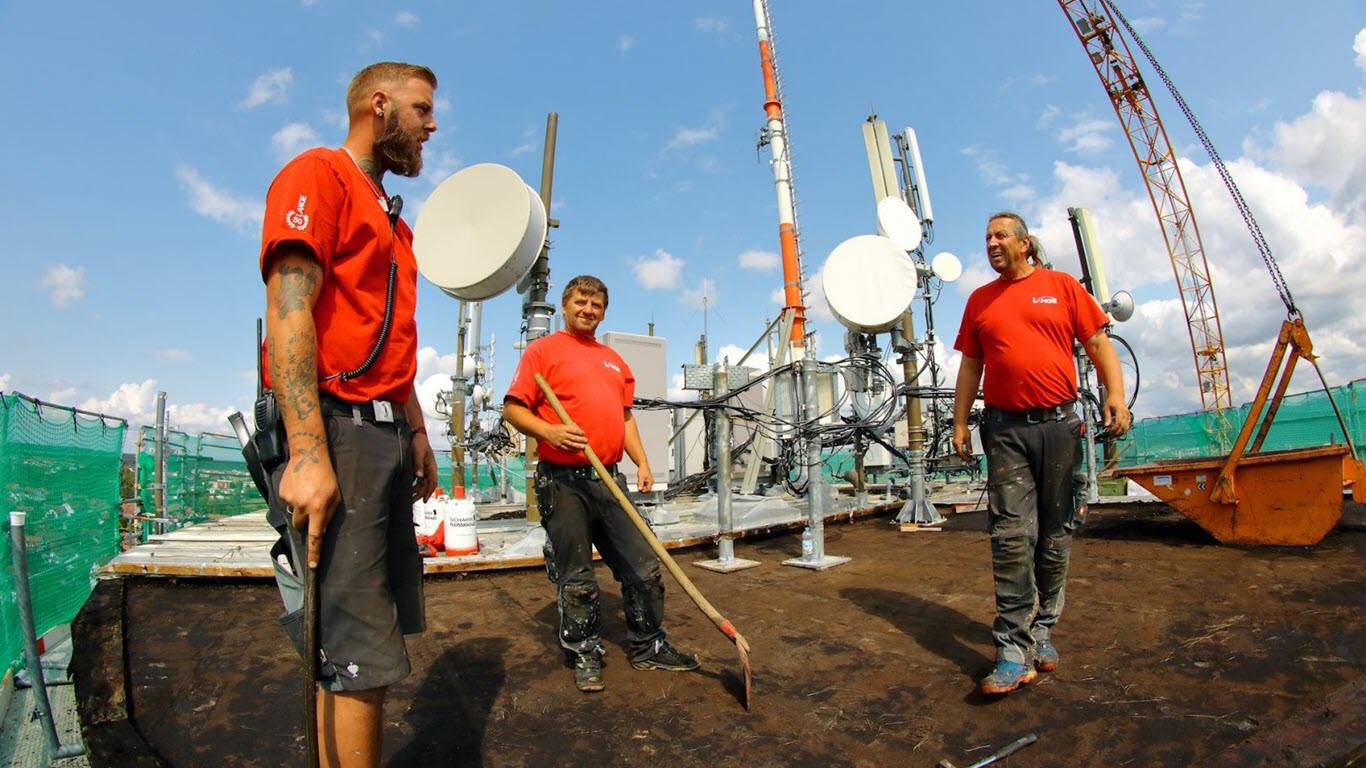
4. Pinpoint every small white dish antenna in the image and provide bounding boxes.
[931,252,962,283]
[821,235,919,334]
[875,196,922,252]
[1102,290,1135,322]
[414,164,547,301]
